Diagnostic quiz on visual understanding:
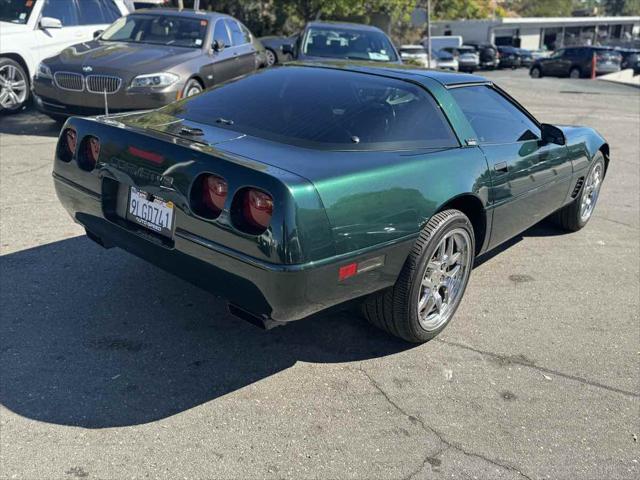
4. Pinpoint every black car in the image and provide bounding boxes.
[618,48,640,74]
[517,48,533,67]
[260,21,400,66]
[33,9,264,119]
[465,42,499,69]
[497,46,521,69]
[530,46,621,79]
